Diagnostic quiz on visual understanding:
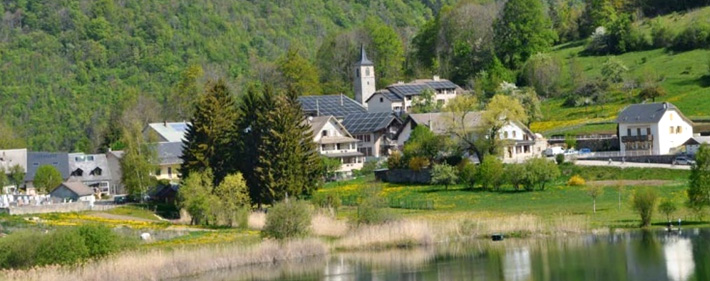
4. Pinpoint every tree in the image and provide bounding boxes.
[442,94,481,158]
[403,126,448,162]
[408,157,430,172]
[478,156,504,190]
[601,57,628,83]
[493,0,557,69]
[459,162,478,189]
[120,123,157,201]
[167,65,204,120]
[521,53,562,97]
[255,92,322,205]
[235,86,270,207]
[410,89,440,113]
[688,144,710,215]
[387,151,405,170]
[506,164,527,191]
[565,134,577,149]
[178,170,215,225]
[586,185,604,213]
[499,85,542,127]
[580,0,617,37]
[633,187,658,227]
[278,47,322,95]
[180,79,239,186]
[431,163,459,190]
[658,198,677,222]
[365,17,405,88]
[33,165,63,193]
[638,85,667,102]
[321,156,342,181]
[213,173,251,227]
[481,95,528,157]
[523,157,561,191]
